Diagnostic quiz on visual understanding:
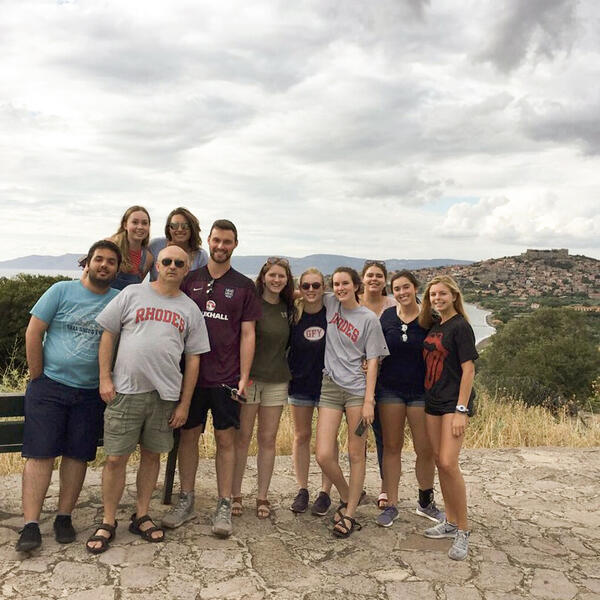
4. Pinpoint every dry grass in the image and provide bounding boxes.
[1,370,598,475]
